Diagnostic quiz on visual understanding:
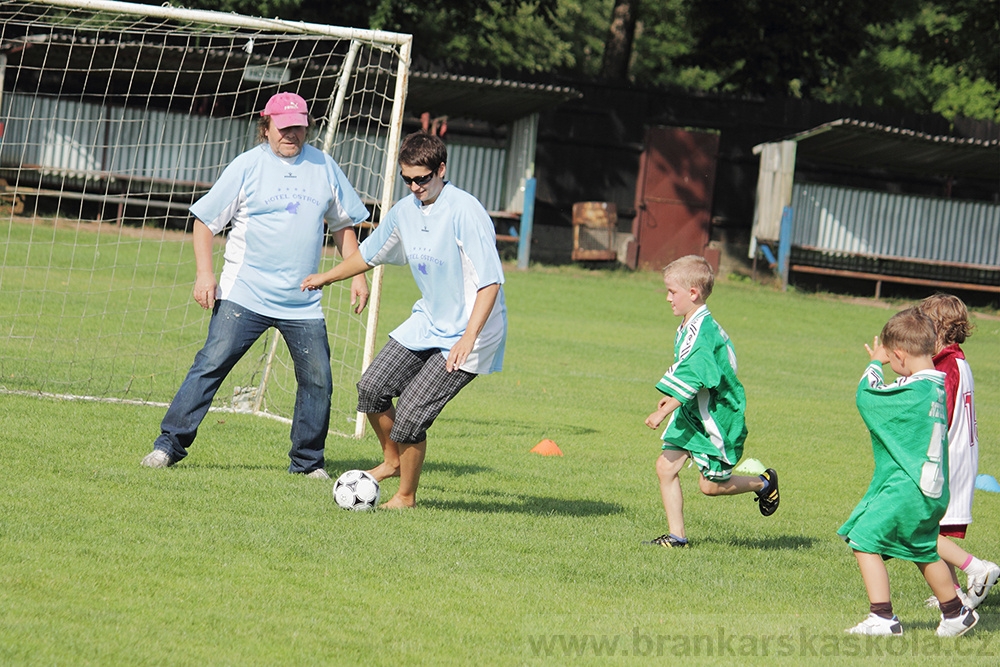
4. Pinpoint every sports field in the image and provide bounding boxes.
[3,262,999,665]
